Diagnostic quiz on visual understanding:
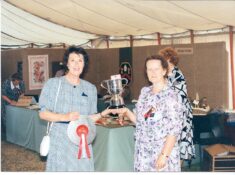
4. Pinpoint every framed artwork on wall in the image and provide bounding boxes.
[28,55,49,90]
